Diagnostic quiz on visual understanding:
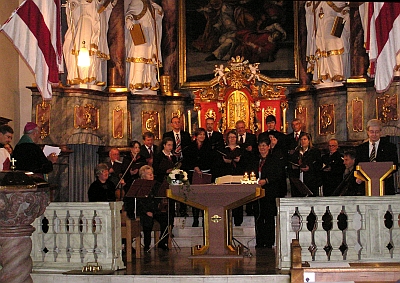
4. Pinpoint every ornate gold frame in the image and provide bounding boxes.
[112,106,124,139]
[295,106,307,132]
[376,93,398,123]
[178,1,300,89]
[318,104,335,135]
[142,111,161,140]
[352,97,363,132]
[36,100,51,139]
[74,104,99,130]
